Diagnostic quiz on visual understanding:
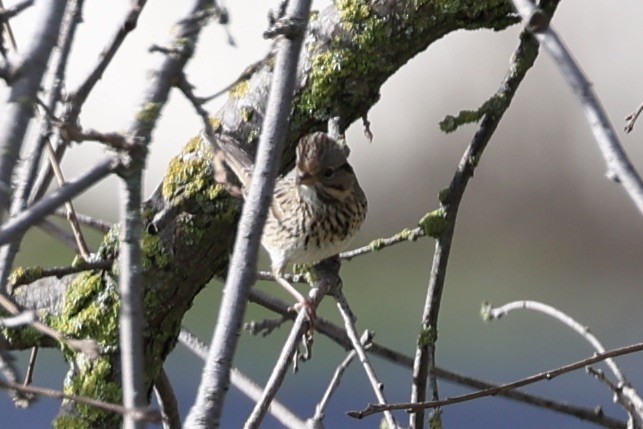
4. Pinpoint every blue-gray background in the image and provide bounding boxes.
[1,0,642,427]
